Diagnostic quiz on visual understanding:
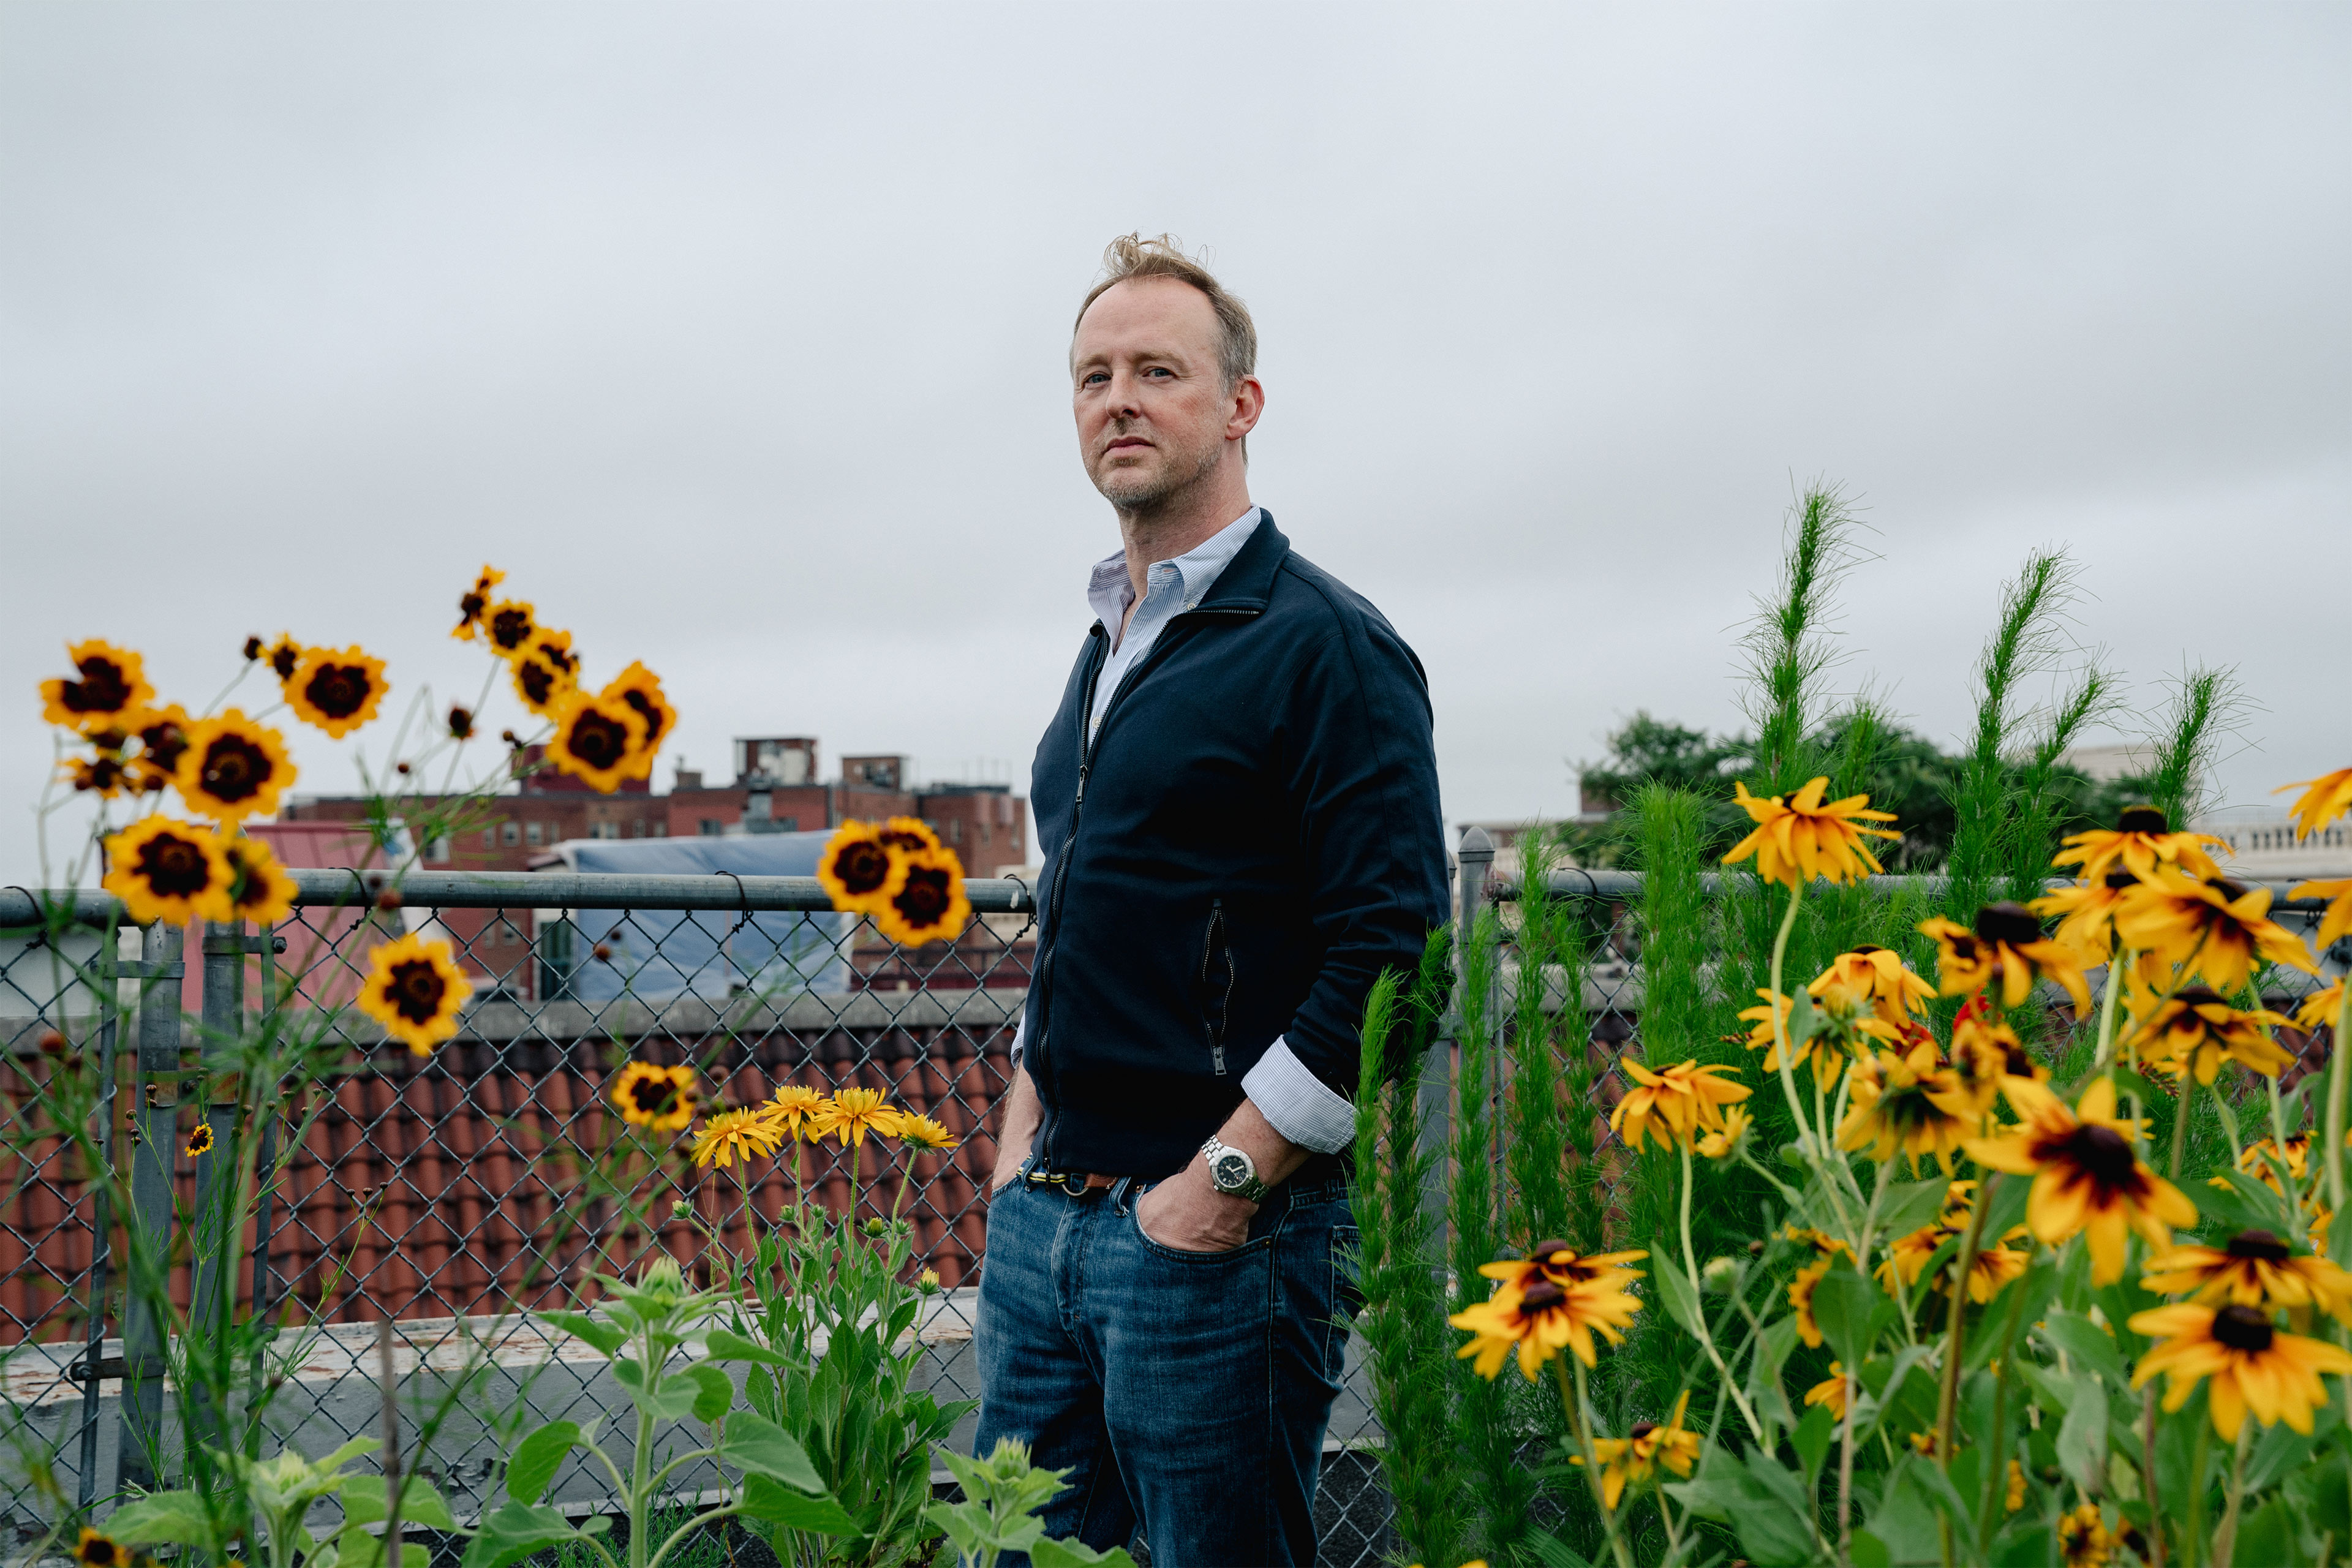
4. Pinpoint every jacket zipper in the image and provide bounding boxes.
[1199,897,1234,1076]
